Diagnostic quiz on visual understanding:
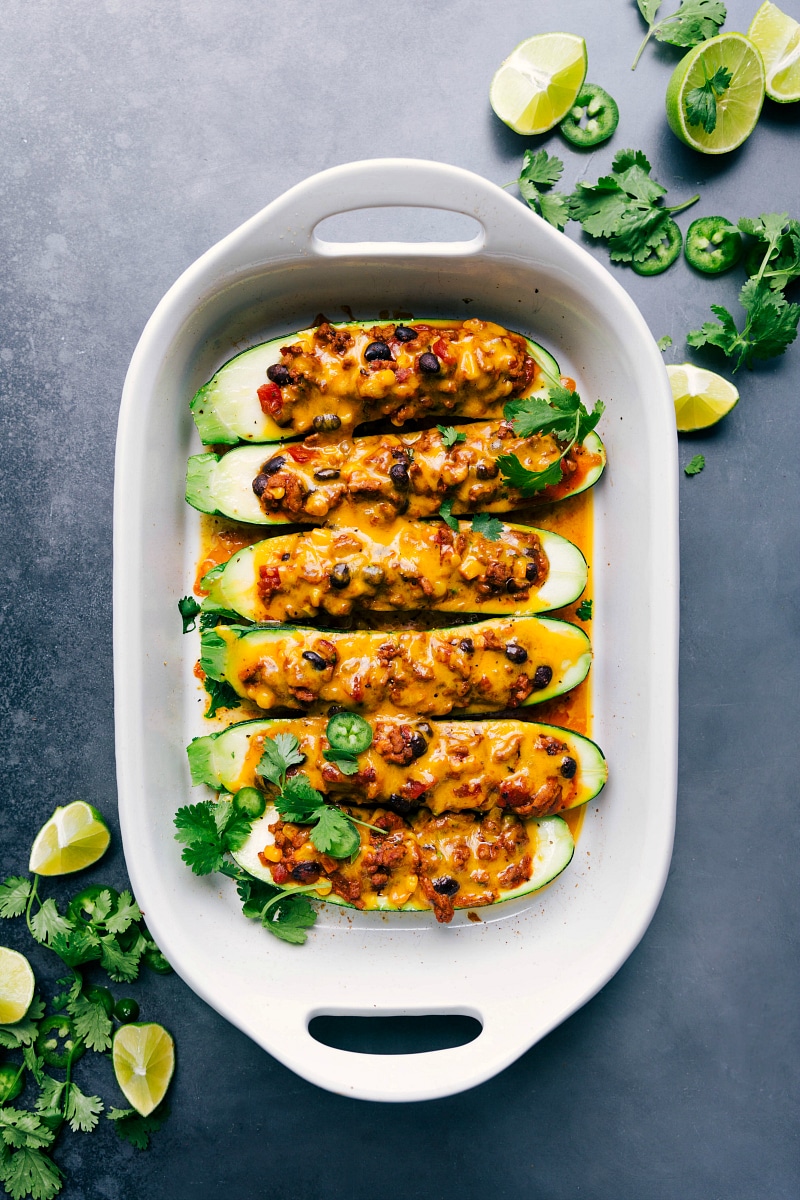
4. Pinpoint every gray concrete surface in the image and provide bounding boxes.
[0,1,797,1197]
